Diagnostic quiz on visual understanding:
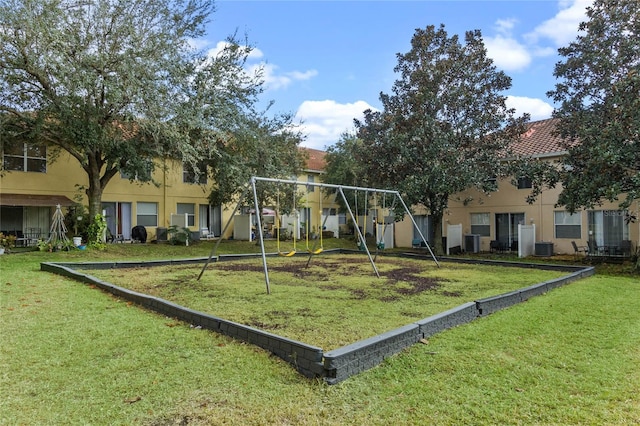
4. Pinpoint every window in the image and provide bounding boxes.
[183,162,207,184]
[338,212,347,225]
[2,143,46,173]
[176,203,195,227]
[517,177,532,189]
[470,213,490,236]
[323,208,337,216]
[554,211,581,239]
[120,162,152,181]
[136,202,158,227]
[307,175,315,192]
